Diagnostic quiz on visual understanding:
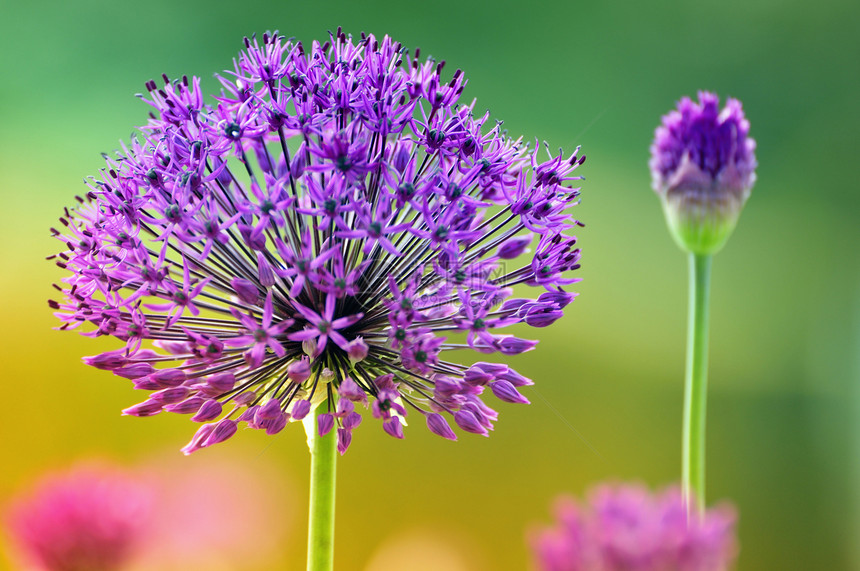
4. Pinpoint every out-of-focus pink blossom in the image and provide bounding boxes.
[530,483,738,571]
[5,464,153,571]
[4,454,292,570]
